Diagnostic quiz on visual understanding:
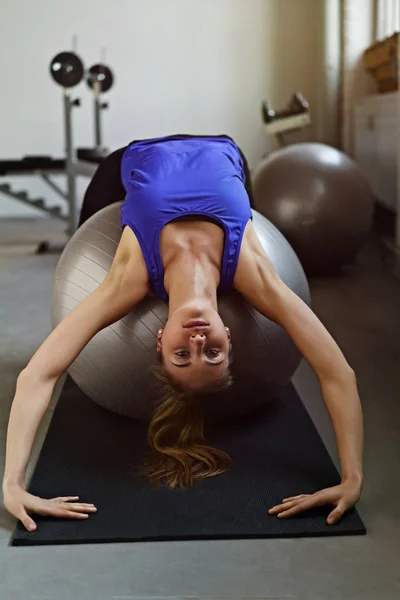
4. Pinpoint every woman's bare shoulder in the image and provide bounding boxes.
[110,226,149,292]
[234,220,277,296]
